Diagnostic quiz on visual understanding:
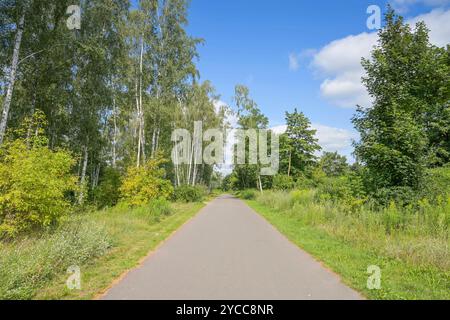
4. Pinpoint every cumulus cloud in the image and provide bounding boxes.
[311,9,450,108]
[289,53,300,71]
[409,8,450,46]
[270,124,358,157]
